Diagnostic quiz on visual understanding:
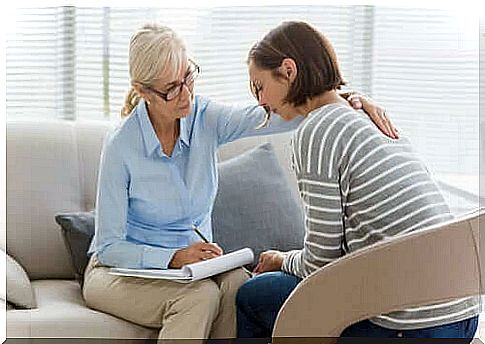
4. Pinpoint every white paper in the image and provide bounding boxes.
[109,247,254,283]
